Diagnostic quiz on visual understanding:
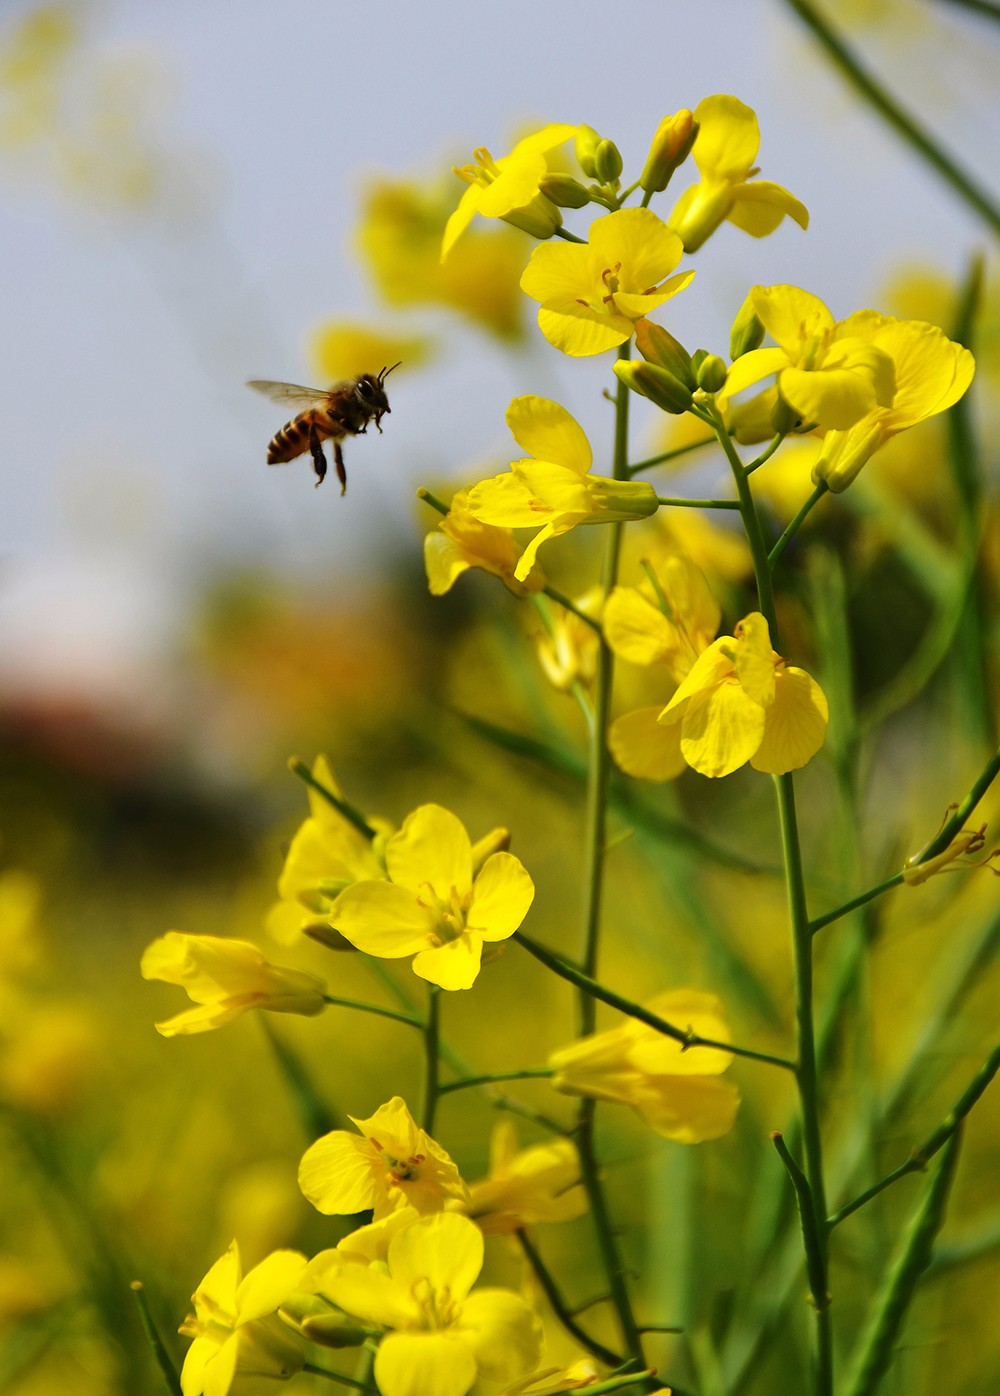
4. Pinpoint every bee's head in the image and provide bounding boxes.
[354,362,400,433]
